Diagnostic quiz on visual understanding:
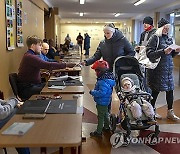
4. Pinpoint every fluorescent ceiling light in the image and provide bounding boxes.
[80,0,85,4]
[79,12,84,16]
[114,13,121,17]
[134,0,146,6]
[105,21,117,24]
